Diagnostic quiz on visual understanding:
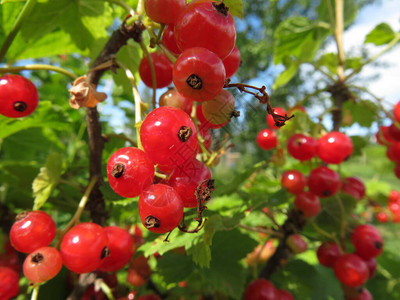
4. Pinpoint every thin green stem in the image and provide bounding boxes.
[345,34,400,82]
[0,0,37,62]
[0,64,76,80]
[306,62,335,81]
[335,195,347,240]
[238,224,283,238]
[139,41,157,109]
[31,285,40,300]
[108,0,135,15]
